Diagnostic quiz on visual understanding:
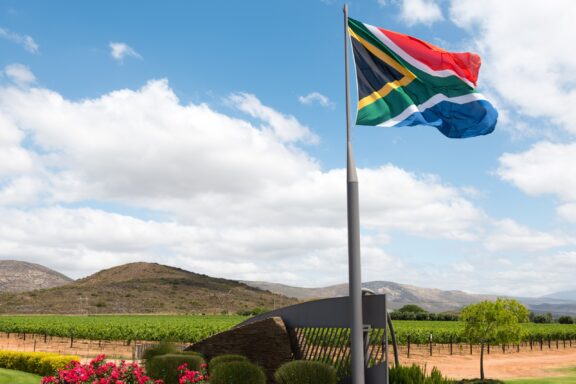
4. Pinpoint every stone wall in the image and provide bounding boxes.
[186,316,294,383]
